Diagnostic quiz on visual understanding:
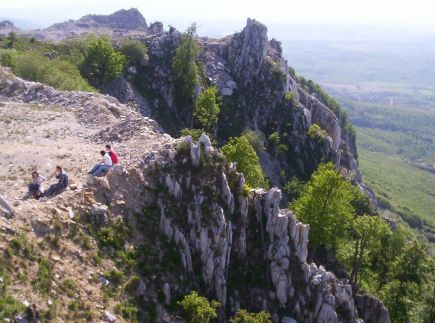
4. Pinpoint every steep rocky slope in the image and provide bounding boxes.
[0,68,388,322]
[122,18,368,199]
